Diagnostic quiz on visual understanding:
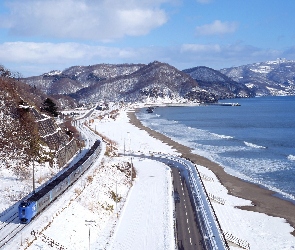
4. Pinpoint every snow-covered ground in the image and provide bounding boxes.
[197,164,295,249]
[2,106,295,249]
[108,159,174,250]
[87,108,295,250]
[2,106,177,250]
